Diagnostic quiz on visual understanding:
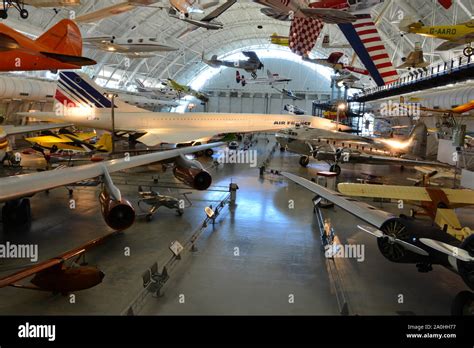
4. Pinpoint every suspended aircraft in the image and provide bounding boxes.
[255,0,384,57]
[0,0,80,19]
[303,52,369,76]
[236,70,291,87]
[83,37,178,58]
[203,51,264,78]
[75,0,217,23]
[172,0,237,38]
[135,79,180,100]
[396,42,430,70]
[400,19,474,57]
[165,78,210,103]
[0,19,95,72]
